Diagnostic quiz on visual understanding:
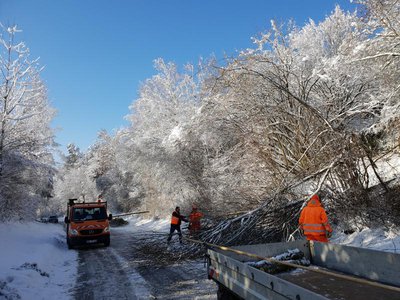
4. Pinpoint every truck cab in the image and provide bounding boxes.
[64,198,112,249]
